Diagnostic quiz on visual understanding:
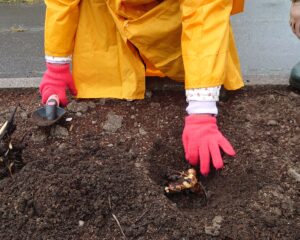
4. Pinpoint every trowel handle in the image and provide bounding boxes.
[45,95,59,120]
